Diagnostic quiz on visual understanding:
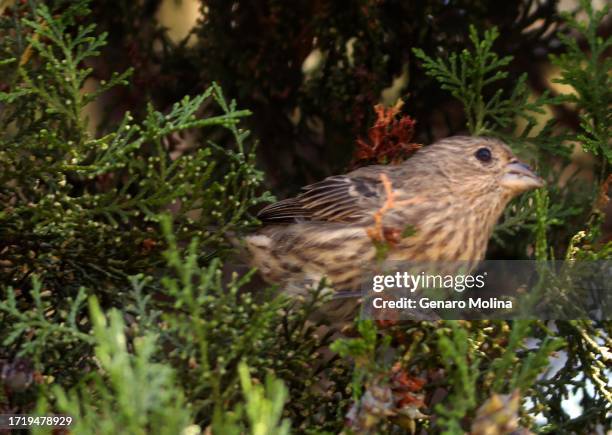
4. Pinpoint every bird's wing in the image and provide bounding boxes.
[258,171,386,223]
